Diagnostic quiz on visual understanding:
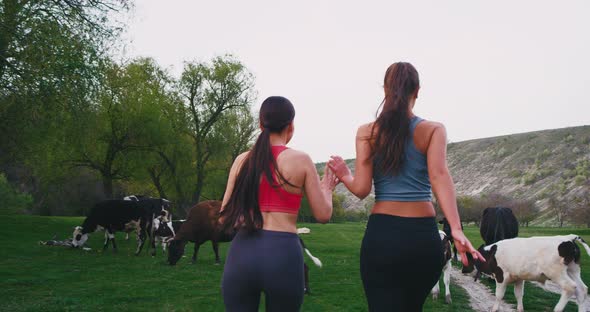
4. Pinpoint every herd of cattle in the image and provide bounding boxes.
[69,198,590,311]
[70,196,321,294]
